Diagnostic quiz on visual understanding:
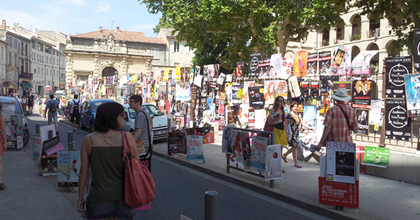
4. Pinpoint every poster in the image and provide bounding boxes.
[385,99,411,141]
[280,57,293,79]
[236,62,245,78]
[330,47,346,75]
[369,99,384,132]
[40,125,57,143]
[415,55,420,72]
[248,86,265,109]
[167,131,186,155]
[362,146,390,168]
[57,151,80,183]
[298,131,319,158]
[264,81,275,106]
[274,80,288,99]
[242,81,254,104]
[336,46,352,75]
[385,56,412,98]
[248,52,262,78]
[192,127,215,144]
[231,84,243,104]
[217,73,226,85]
[9,115,17,140]
[175,84,190,101]
[351,50,379,75]
[352,78,372,108]
[258,58,271,79]
[356,109,369,135]
[250,136,269,173]
[194,75,203,88]
[270,54,282,79]
[265,144,283,180]
[306,52,317,77]
[241,133,252,171]
[319,177,359,209]
[238,104,249,125]
[326,141,356,184]
[222,126,235,154]
[175,66,181,82]
[404,73,420,117]
[288,76,301,98]
[302,106,317,130]
[203,65,209,82]
[319,51,332,75]
[254,109,266,129]
[186,135,204,163]
[293,50,309,77]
